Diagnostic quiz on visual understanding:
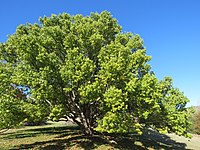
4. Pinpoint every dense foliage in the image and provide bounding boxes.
[0,11,192,136]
